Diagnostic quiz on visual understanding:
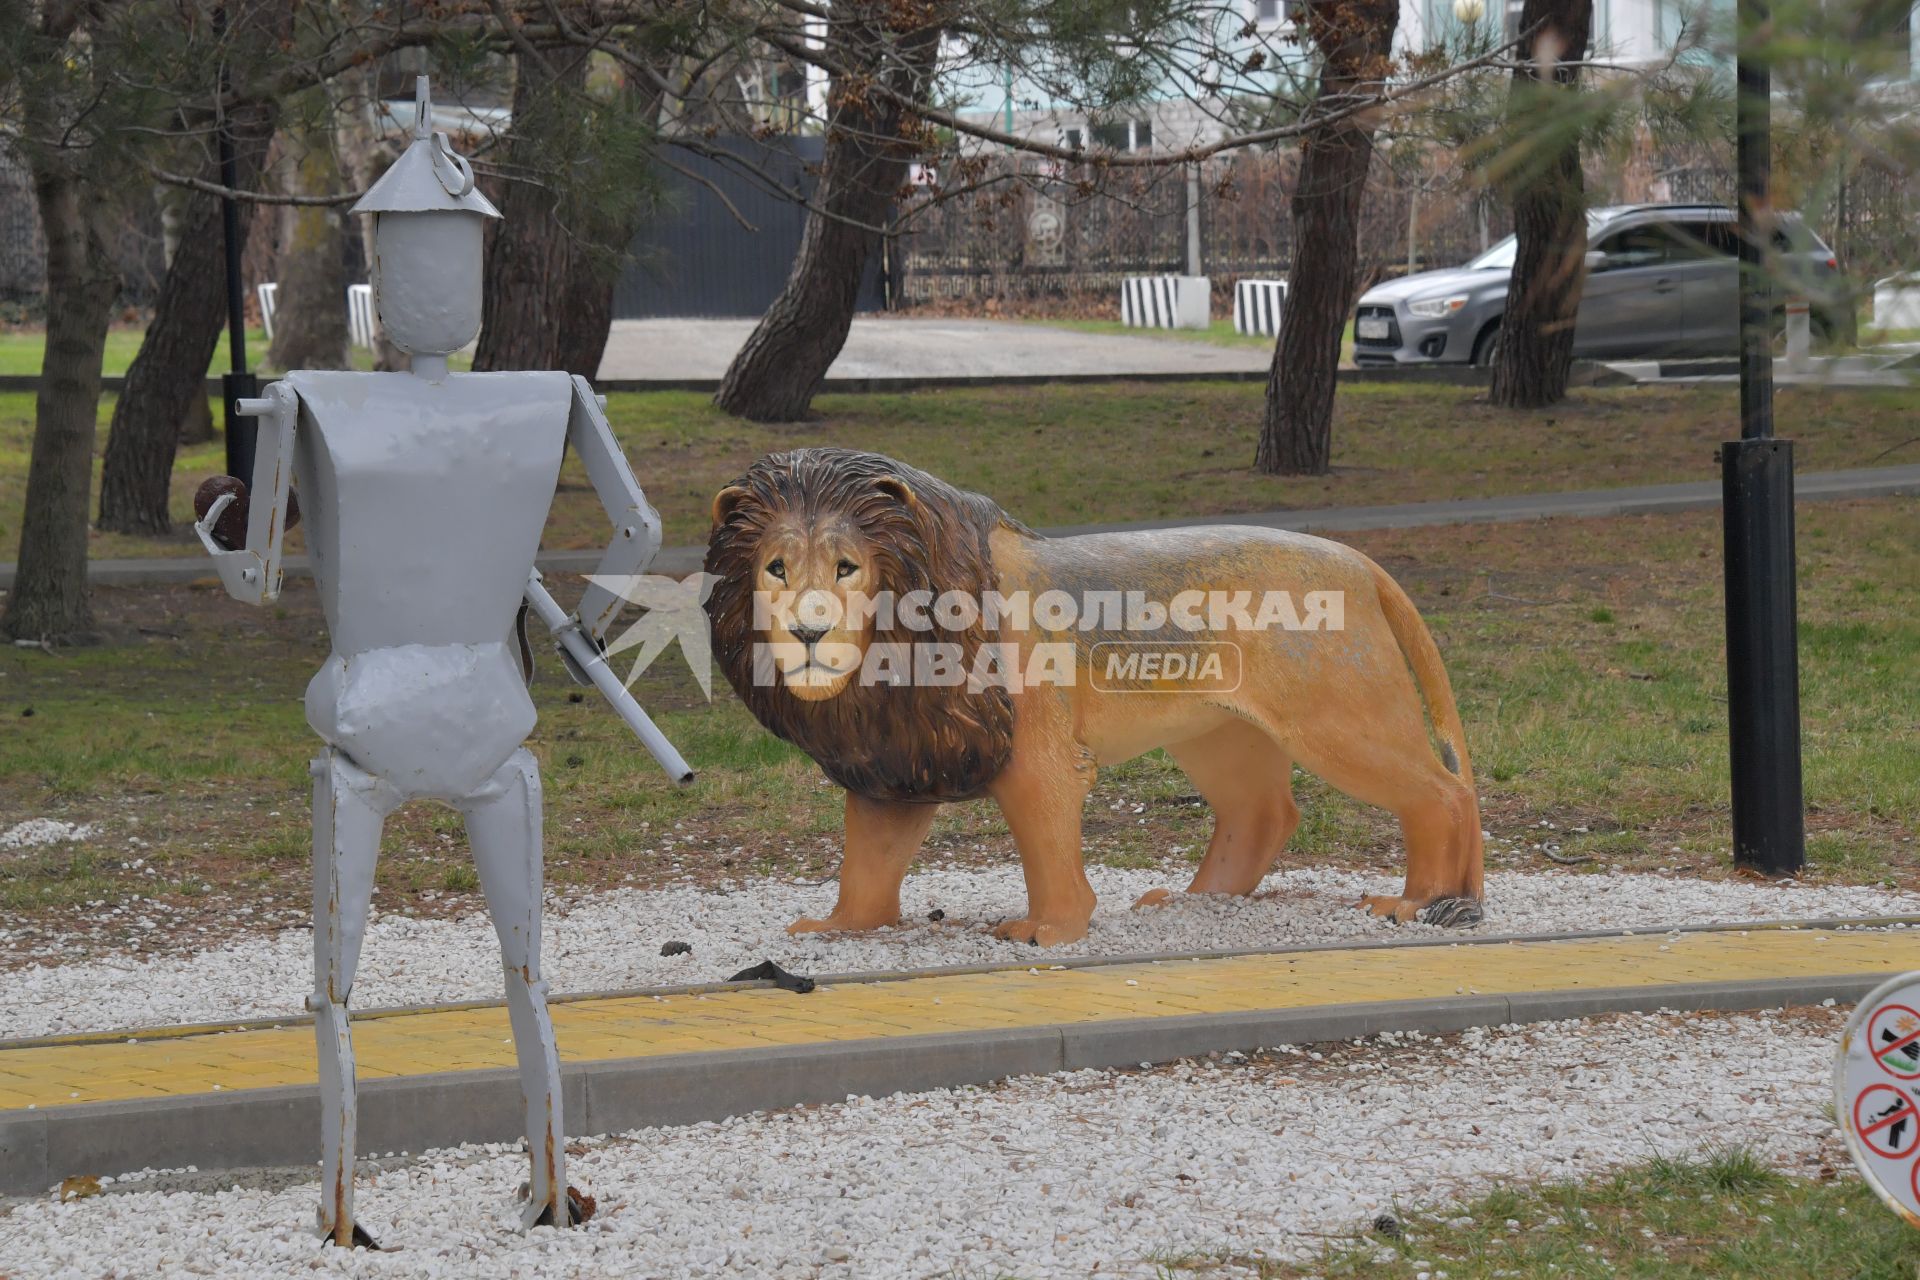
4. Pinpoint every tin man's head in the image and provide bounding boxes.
[351,77,500,363]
